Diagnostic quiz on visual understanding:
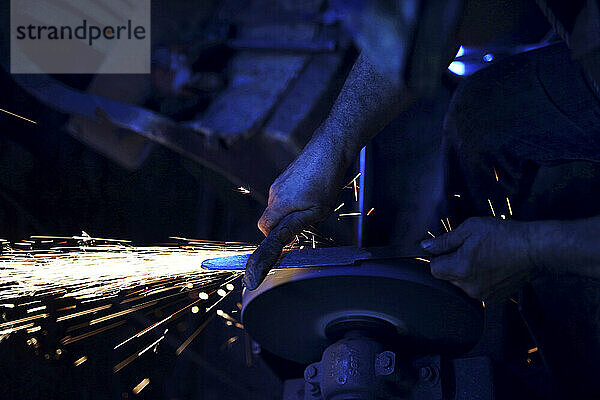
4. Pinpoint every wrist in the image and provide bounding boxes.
[524,220,565,275]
